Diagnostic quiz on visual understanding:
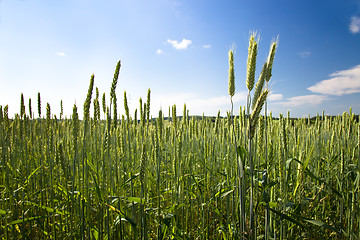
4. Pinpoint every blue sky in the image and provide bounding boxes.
[1,0,360,118]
